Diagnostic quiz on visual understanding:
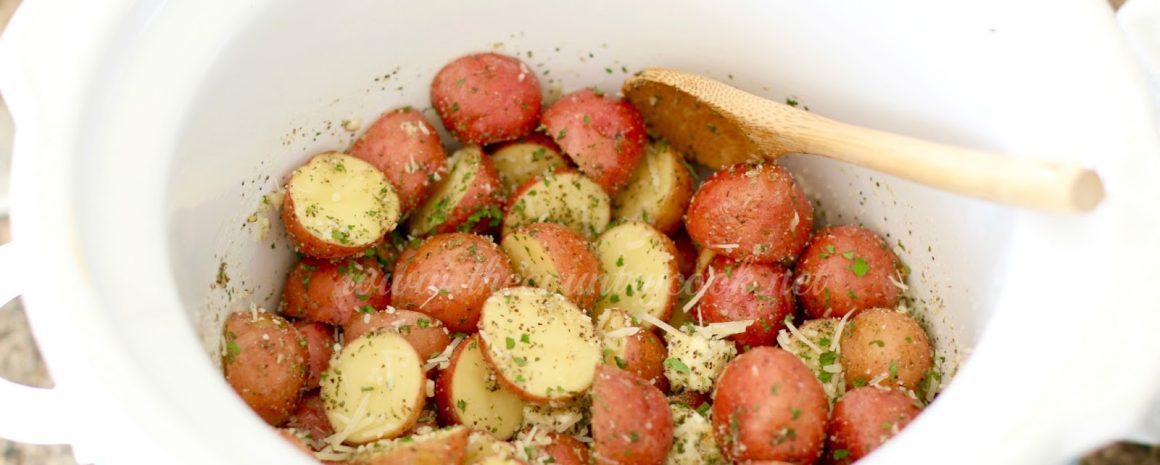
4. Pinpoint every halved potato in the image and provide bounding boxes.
[593,221,681,324]
[407,146,504,236]
[434,335,526,439]
[477,287,602,404]
[343,308,452,368]
[503,169,611,239]
[321,331,425,444]
[346,425,469,465]
[501,222,602,309]
[465,430,519,464]
[490,134,571,194]
[612,142,694,235]
[282,152,401,259]
[596,308,669,391]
